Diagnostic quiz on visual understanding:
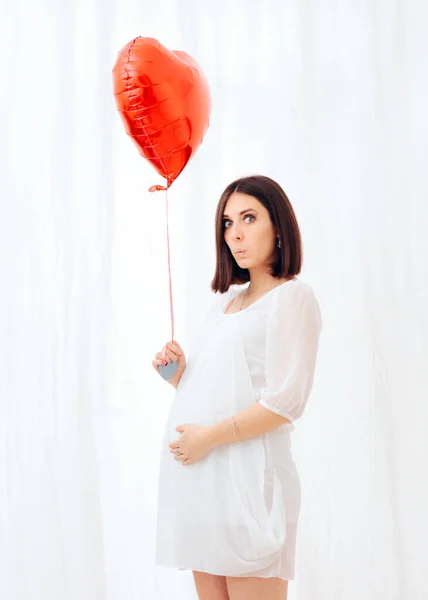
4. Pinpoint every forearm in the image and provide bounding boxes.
[206,402,291,448]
